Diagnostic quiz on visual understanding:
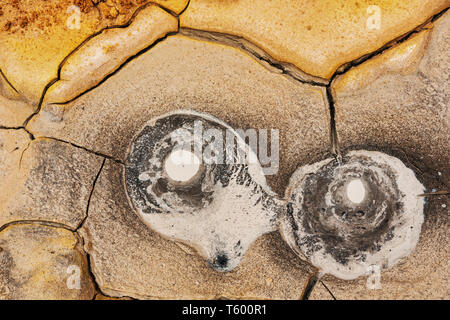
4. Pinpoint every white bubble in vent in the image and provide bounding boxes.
[164,149,201,182]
